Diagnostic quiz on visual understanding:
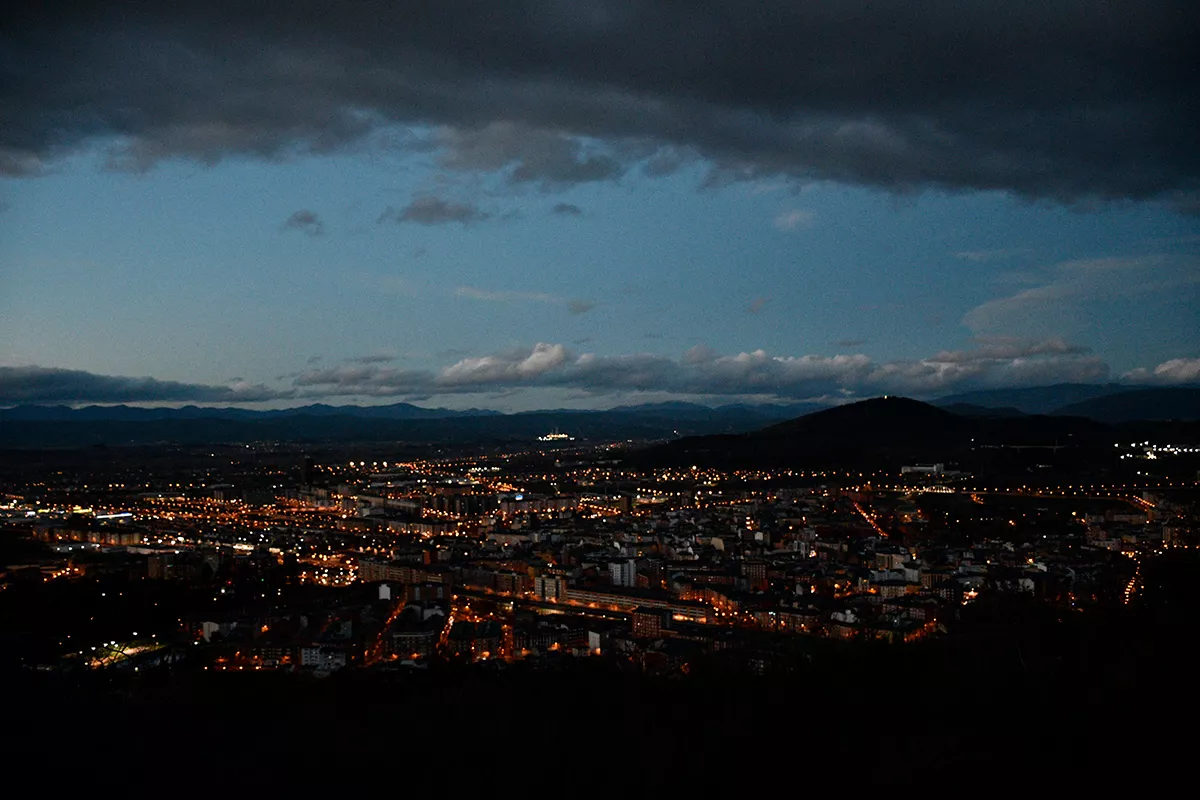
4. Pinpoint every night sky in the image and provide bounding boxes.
[2,2,1198,410]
